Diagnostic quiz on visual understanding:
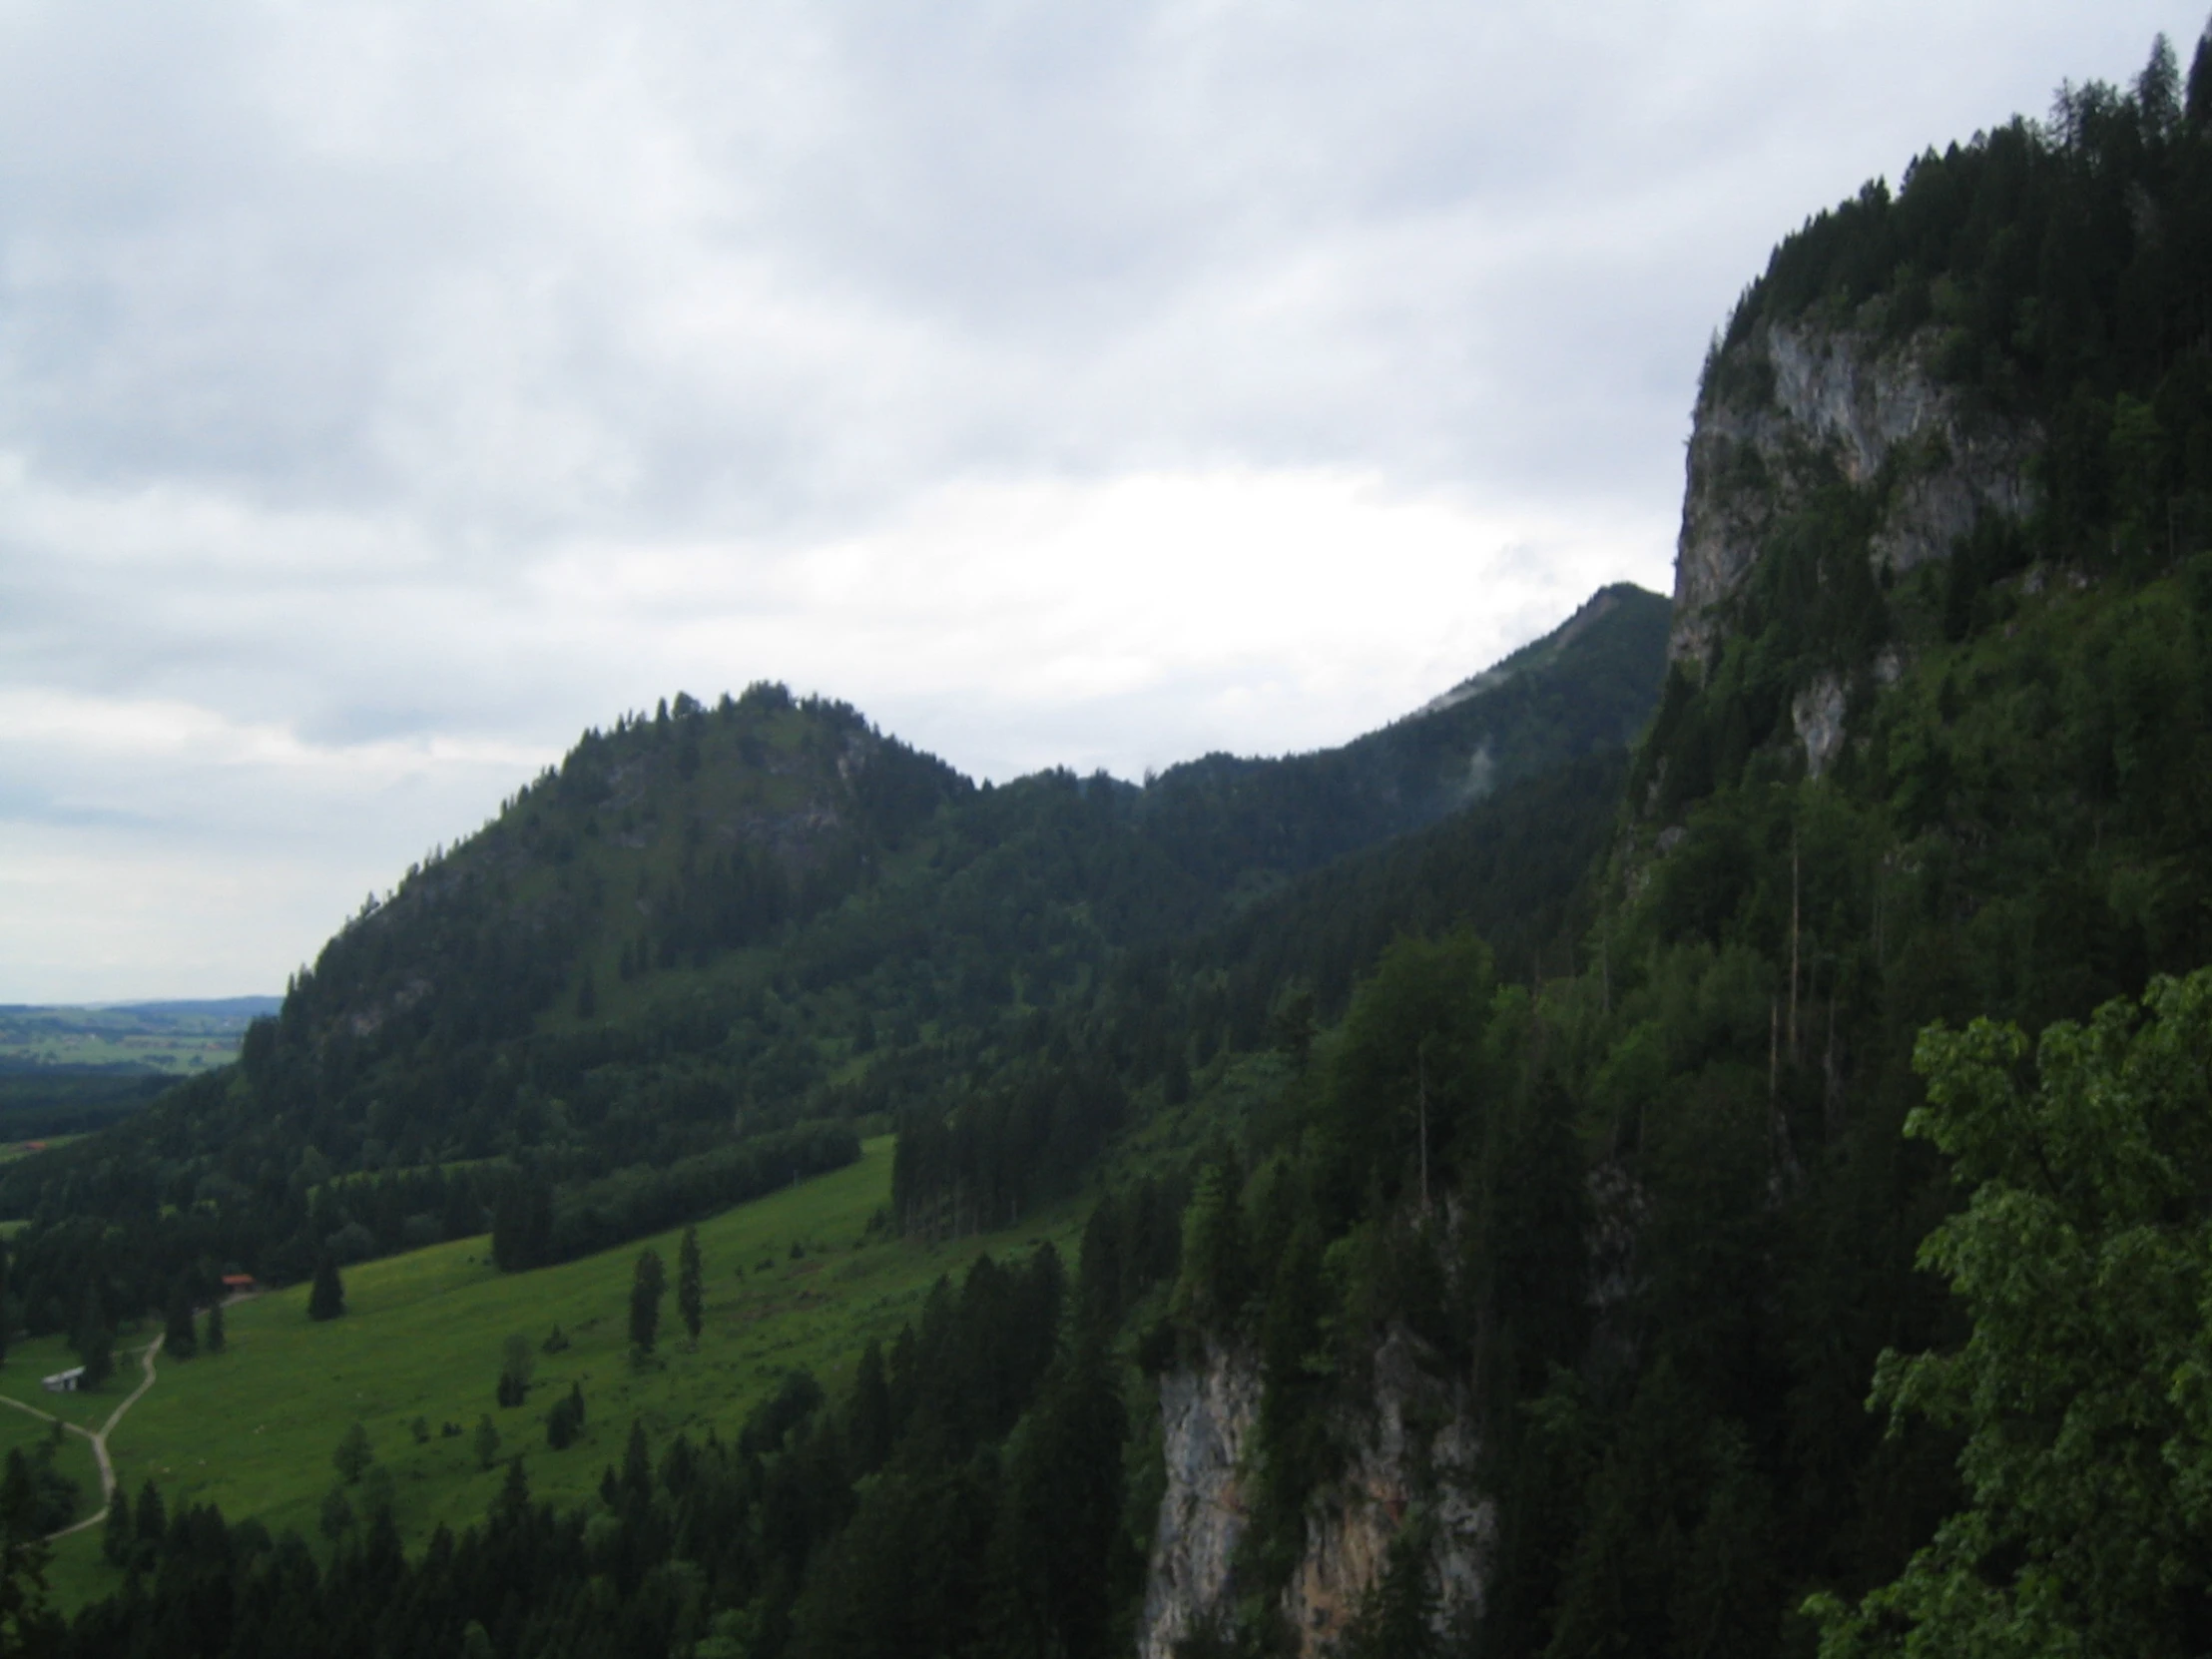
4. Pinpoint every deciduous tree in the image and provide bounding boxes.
[1812,968,2212,1657]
